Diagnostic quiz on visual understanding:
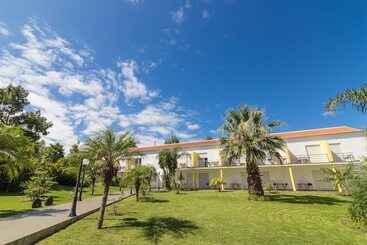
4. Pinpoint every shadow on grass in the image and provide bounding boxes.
[104,217,198,244]
[140,197,169,203]
[268,194,349,205]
